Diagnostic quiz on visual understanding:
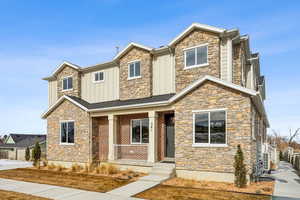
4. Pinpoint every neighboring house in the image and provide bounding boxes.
[0,134,46,160]
[41,23,269,183]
